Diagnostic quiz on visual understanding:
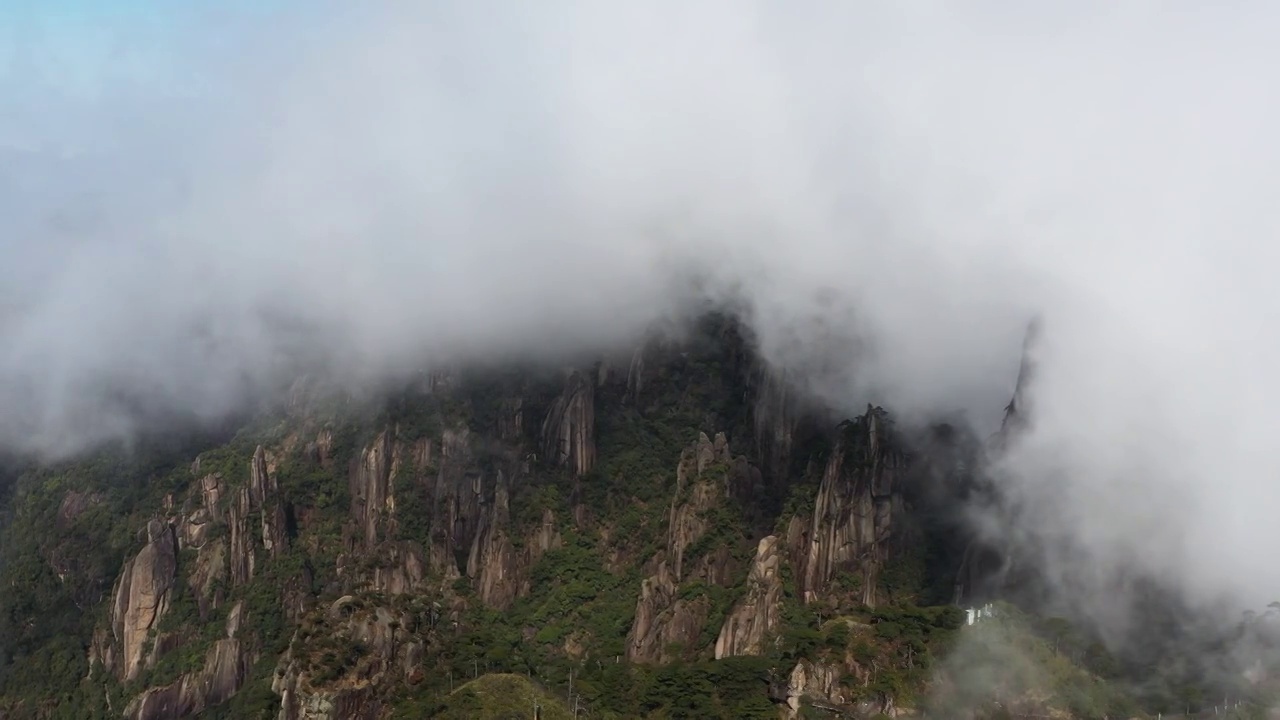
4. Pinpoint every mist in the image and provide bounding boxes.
[6,1,1280,634]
